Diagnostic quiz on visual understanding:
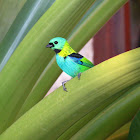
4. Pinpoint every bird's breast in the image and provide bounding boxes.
[56,54,80,77]
[56,54,65,68]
